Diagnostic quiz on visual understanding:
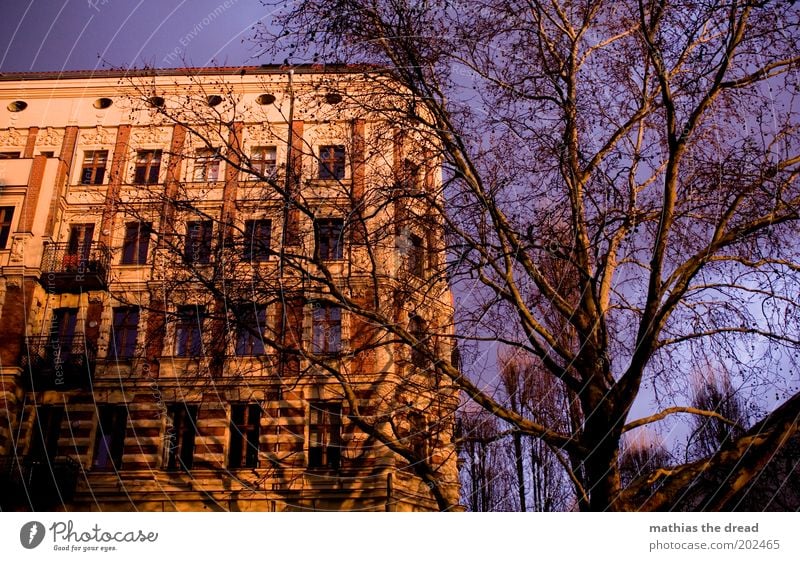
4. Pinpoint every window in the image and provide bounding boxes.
[312,303,341,354]
[133,150,162,184]
[50,308,78,348]
[175,305,204,357]
[28,406,64,461]
[228,403,261,468]
[193,148,220,181]
[243,219,271,262]
[110,307,139,359]
[407,412,429,460]
[315,218,344,260]
[40,151,55,158]
[308,402,341,469]
[318,145,345,180]
[121,221,151,265]
[165,404,198,470]
[0,206,14,249]
[235,304,267,356]
[184,220,212,264]
[92,405,127,470]
[0,151,20,159]
[407,234,425,278]
[249,146,277,179]
[80,150,108,184]
[64,223,95,270]
[402,159,422,192]
[410,316,429,368]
